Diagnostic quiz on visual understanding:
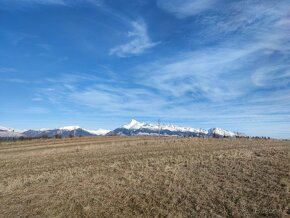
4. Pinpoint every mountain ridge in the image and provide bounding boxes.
[23,126,110,138]
[107,119,245,138]
[0,120,246,139]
